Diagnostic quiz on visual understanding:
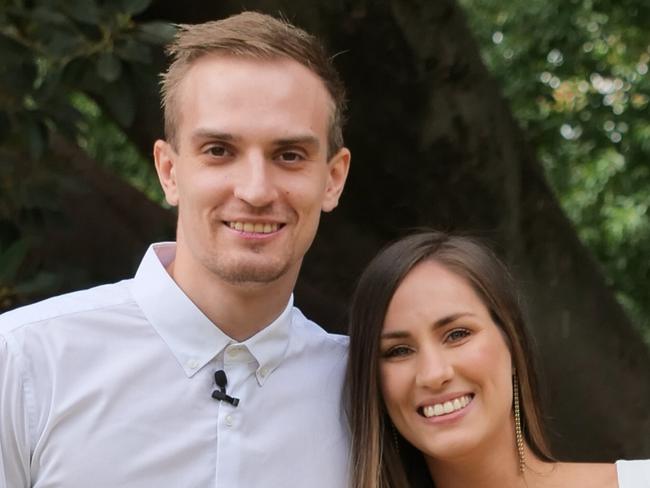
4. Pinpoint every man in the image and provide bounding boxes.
[0,12,351,487]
